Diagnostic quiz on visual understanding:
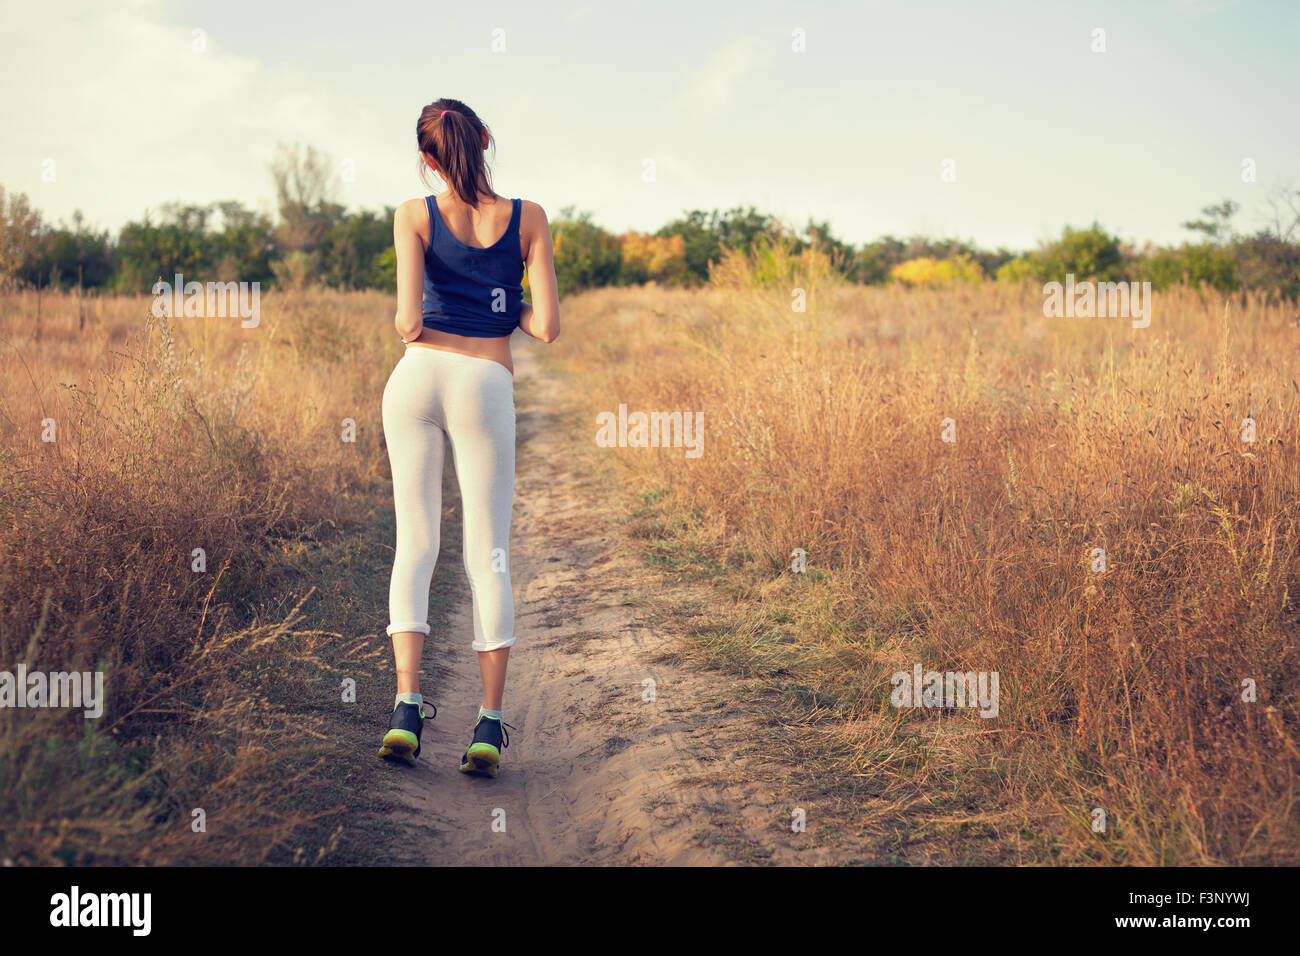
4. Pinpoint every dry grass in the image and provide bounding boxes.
[0,289,398,864]
[4,263,1296,866]
[547,247,1300,865]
